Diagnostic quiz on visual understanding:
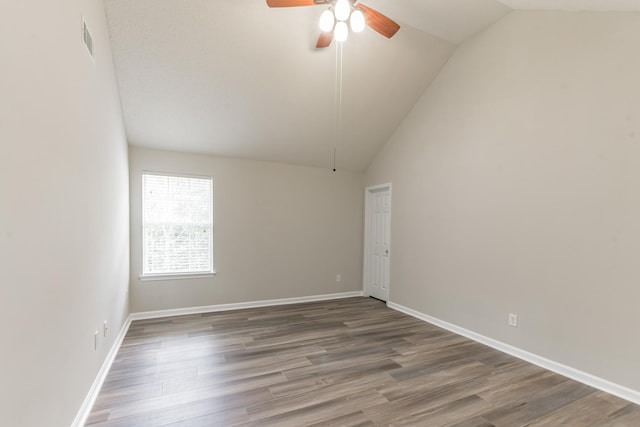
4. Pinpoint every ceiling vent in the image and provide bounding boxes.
[82,17,95,61]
